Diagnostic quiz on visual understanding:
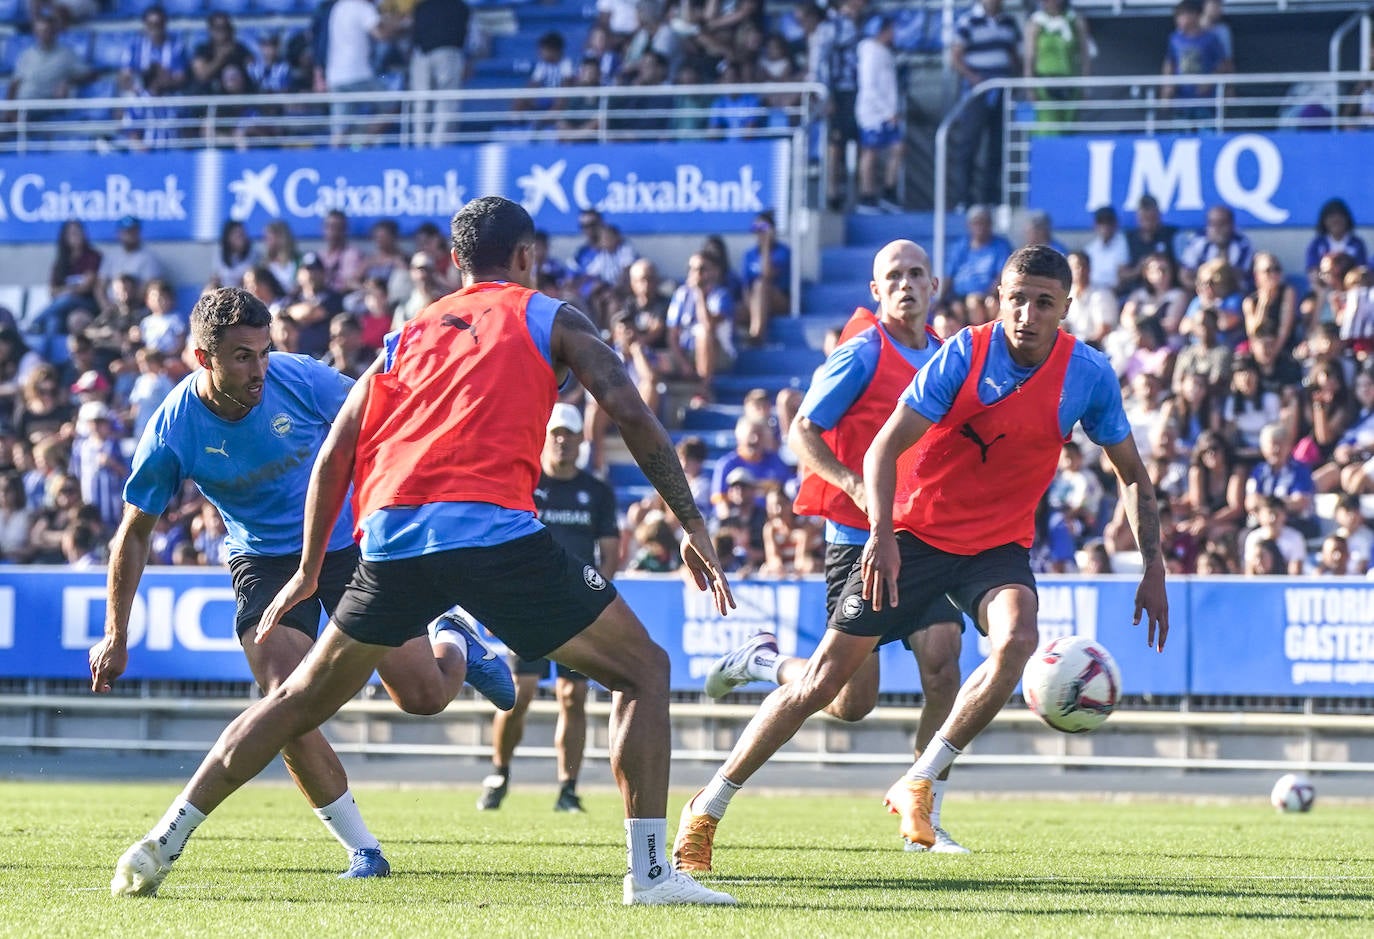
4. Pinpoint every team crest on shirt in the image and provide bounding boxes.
[577,491,590,505]
[271,413,292,437]
[583,565,606,590]
[841,594,864,620]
